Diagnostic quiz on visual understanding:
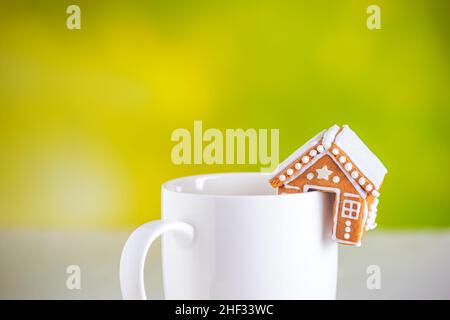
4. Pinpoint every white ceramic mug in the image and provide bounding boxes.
[120,172,338,300]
